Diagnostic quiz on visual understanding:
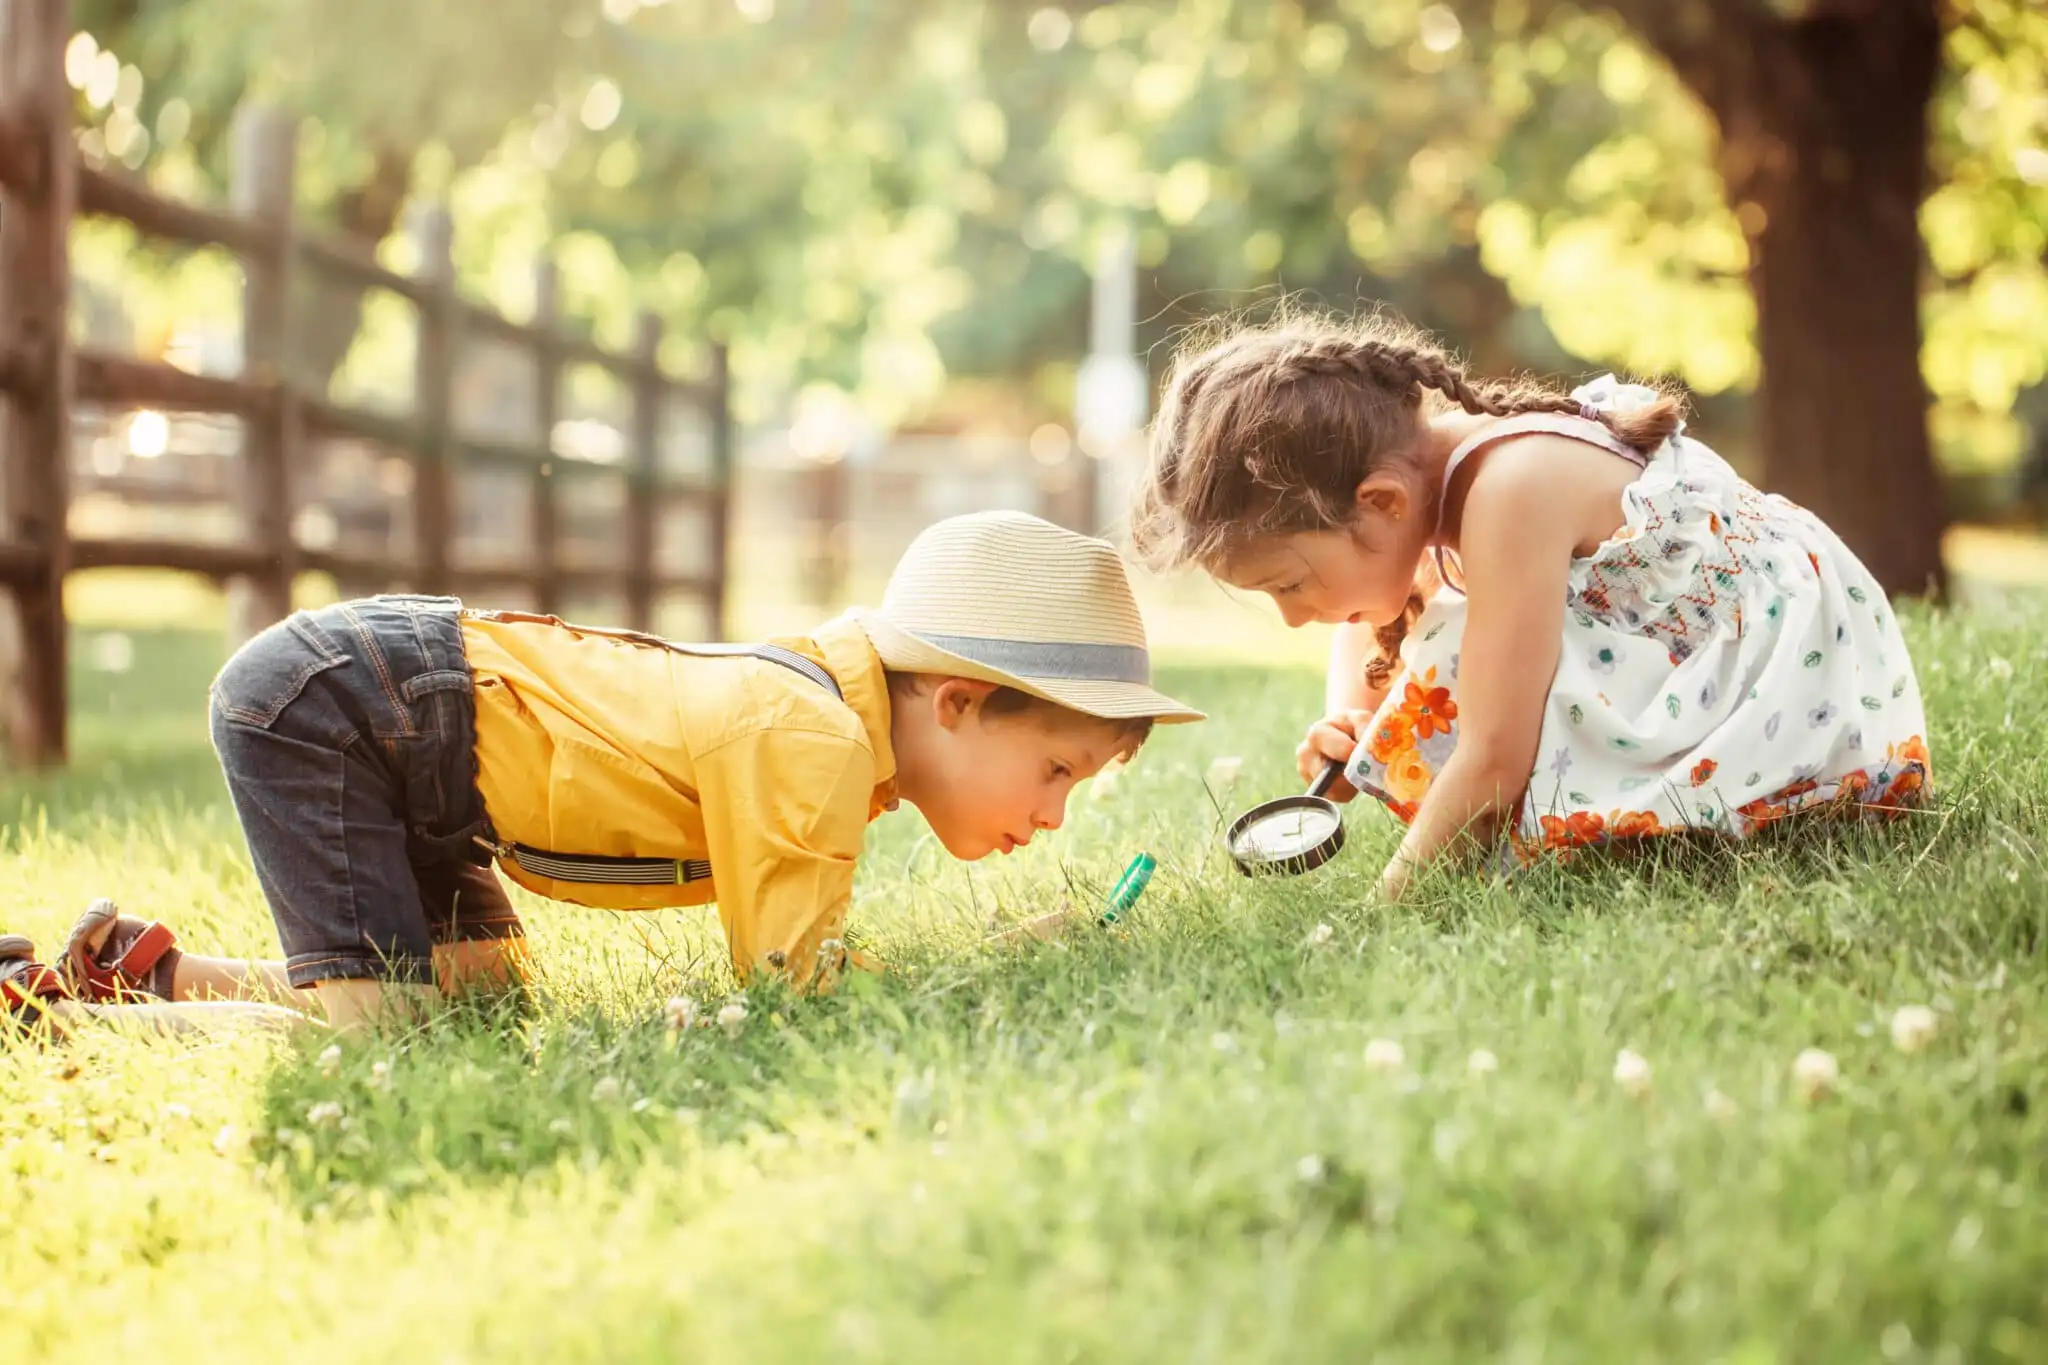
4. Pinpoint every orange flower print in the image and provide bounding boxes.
[1690,758,1718,787]
[1383,746,1434,804]
[1399,670,1458,741]
[1611,809,1664,839]
[1384,798,1419,825]
[1367,711,1416,765]
[1739,797,1788,828]
[1883,765,1926,808]
[1540,811,1607,849]
[1837,770,1871,801]
[1775,778,1819,803]
[1890,735,1931,774]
